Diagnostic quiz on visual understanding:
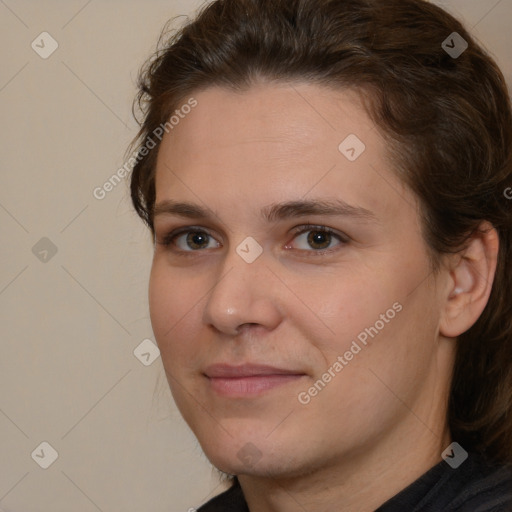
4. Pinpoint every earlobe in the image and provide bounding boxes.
[440,222,499,338]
